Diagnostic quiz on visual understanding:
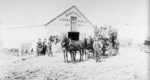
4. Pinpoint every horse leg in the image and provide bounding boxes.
[108,47,110,57]
[66,51,68,62]
[84,49,86,60]
[90,50,92,58]
[72,51,75,63]
[102,49,105,59]
[93,50,96,59]
[80,50,82,61]
[79,51,82,62]
[51,50,53,57]
[63,50,66,62]
[70,51,73,63]
[109,46,112,57]
[84,49,87,60]
[74,51,76,62]
[92,49,95,58]
[80,50,83,61]
[97,50,100,62]
[82,50,84,61]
